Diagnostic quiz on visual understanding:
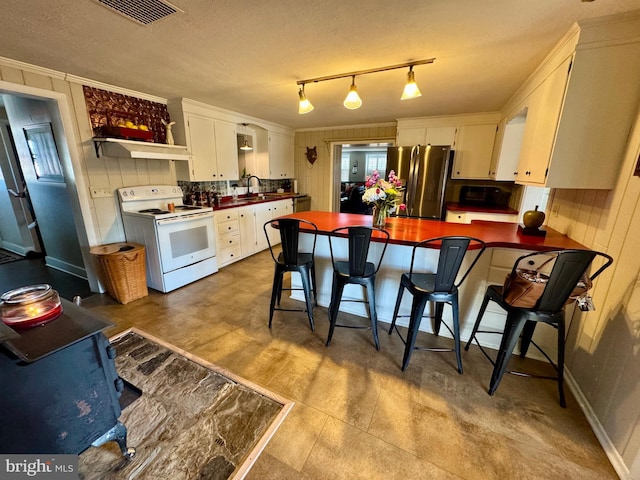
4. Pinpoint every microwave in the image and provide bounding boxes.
[459,186,511,207]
